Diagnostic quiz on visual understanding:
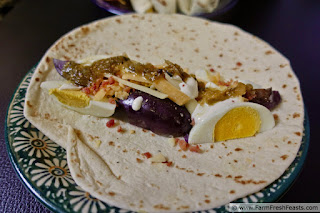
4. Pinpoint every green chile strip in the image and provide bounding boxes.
[60,56,190,87]
[61,56,130,87]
